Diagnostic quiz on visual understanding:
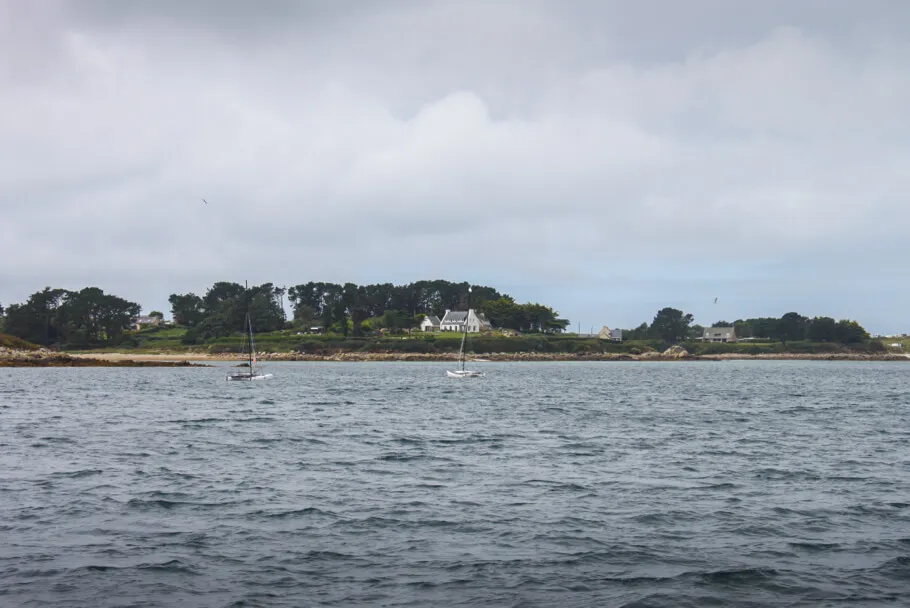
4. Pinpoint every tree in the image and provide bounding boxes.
[4,287,68,345]
[807,316,837,342]
[748,317,779,339]
[622,322,650,341]
[479,296,522,330]
[168,293,204,326]
[733,320,753,339]
[777,312,808,343]
[149,310,165,321]
[649,307,694,344]
[6,287,139,347]
[292,305,318,328]
[834,320,868,344]
[378,309,412,332]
